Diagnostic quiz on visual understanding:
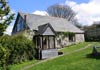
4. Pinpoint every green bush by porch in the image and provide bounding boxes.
[0,35,36,70]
